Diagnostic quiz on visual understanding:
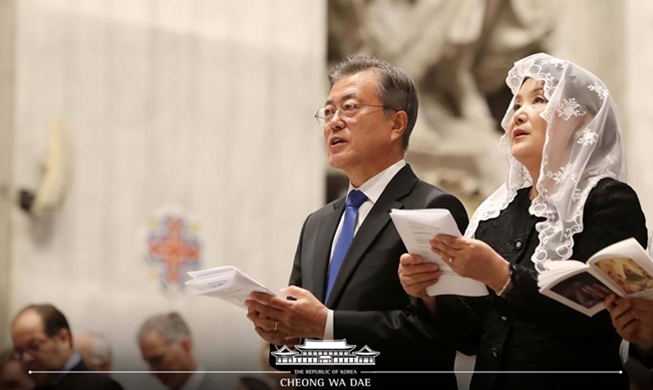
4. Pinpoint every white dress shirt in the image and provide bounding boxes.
[179,368,206,390]
[323,159,406,339]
